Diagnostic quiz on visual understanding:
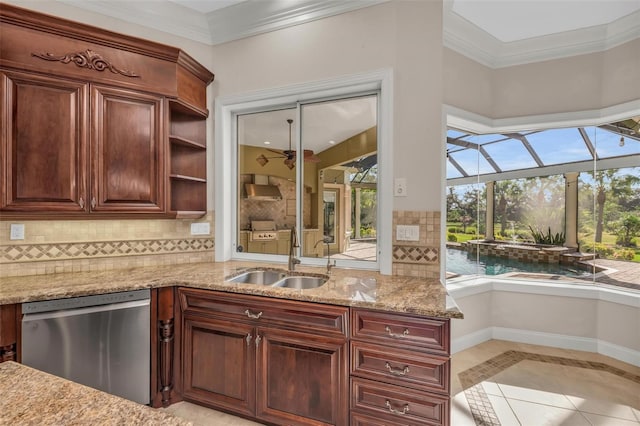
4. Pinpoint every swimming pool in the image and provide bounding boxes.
[446,248,592,277]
